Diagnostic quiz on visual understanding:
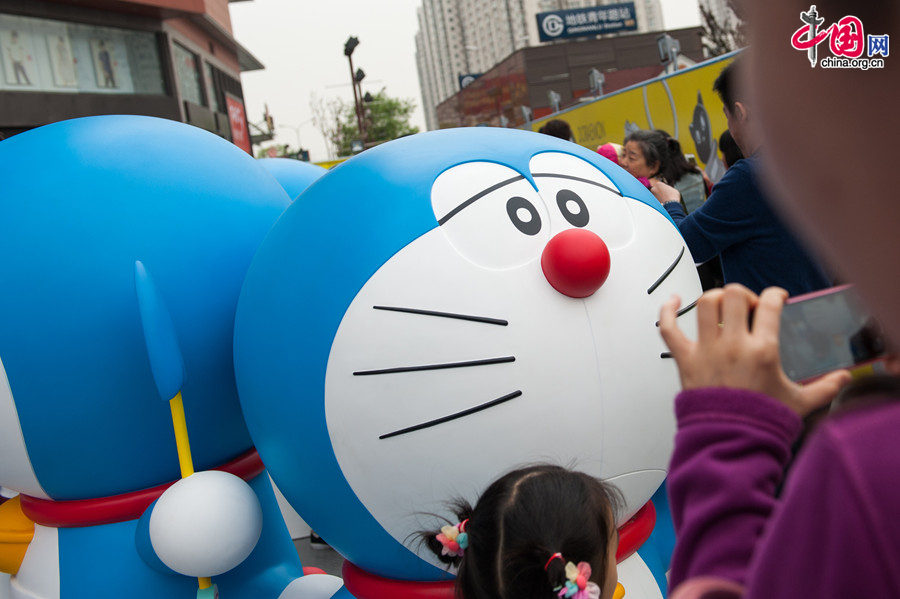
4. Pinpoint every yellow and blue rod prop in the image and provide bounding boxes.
[134,260,213,595]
